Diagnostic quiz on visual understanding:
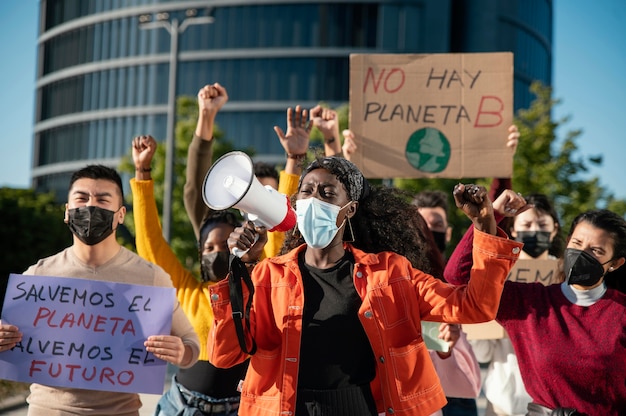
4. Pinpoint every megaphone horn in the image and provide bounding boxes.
[202,151,297,232]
